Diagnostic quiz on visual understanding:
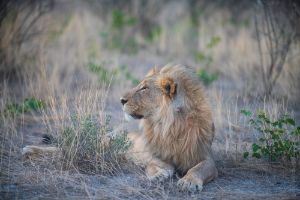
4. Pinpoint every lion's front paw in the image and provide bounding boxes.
[148,169,172,182]
[177,176,203,192]
[146,160,174,182]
